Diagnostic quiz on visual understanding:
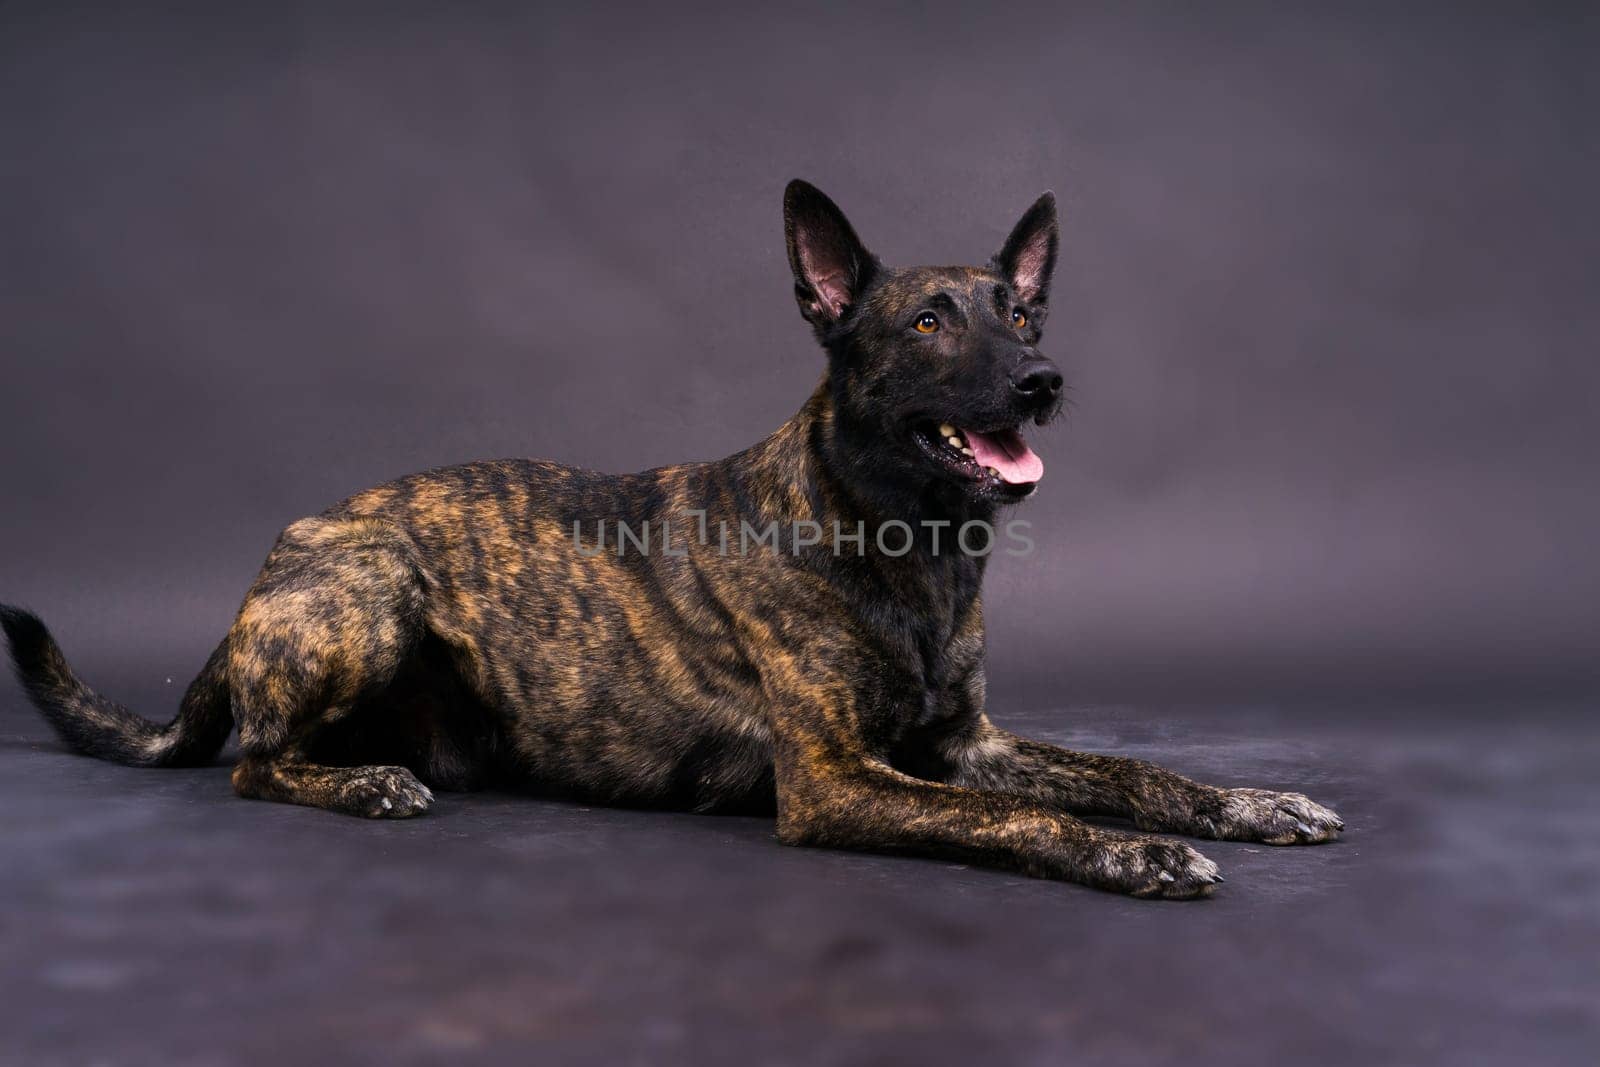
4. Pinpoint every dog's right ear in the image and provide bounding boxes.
[784,180,879,331]
[994,192,1059,306]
